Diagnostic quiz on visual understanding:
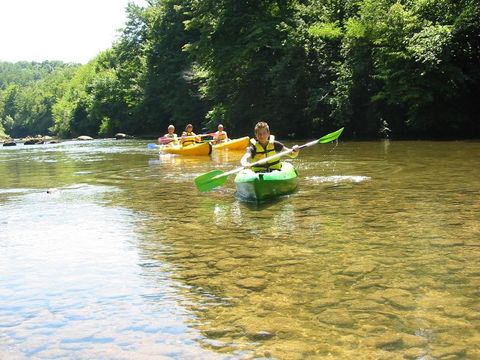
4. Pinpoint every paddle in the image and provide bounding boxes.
[148,132,216,149]
[160,132,215,144]
[195,127,344,192]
